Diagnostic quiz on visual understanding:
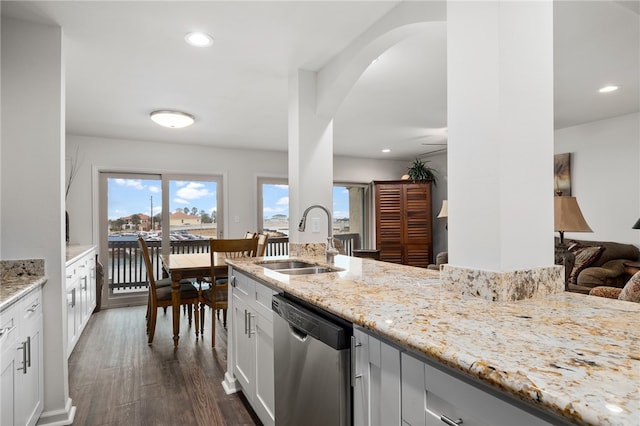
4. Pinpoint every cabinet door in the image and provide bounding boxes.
[354,328,402,426]
[1,309,18,426]
[66,286,77,355]
[402,184,431,267]
[352,328,370,426]
[232,292,254,393]
[375,184,404,264]
[15,290,43,426]
[252,310,275,426]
